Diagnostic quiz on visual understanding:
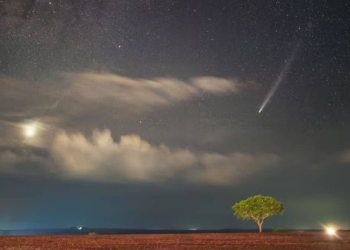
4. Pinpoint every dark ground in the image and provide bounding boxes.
[0,232,349,249]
